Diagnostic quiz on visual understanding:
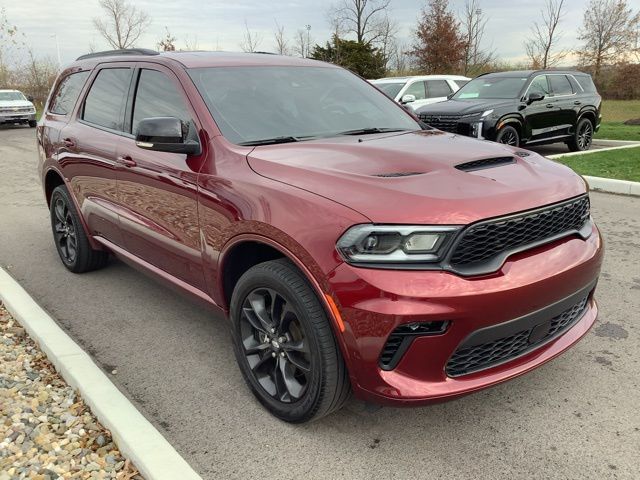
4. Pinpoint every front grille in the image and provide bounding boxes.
[446,294,590,377]
[450,195,590,269]
[418,114,462,133]
[456,157,515,172]
[0,107,33,113]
